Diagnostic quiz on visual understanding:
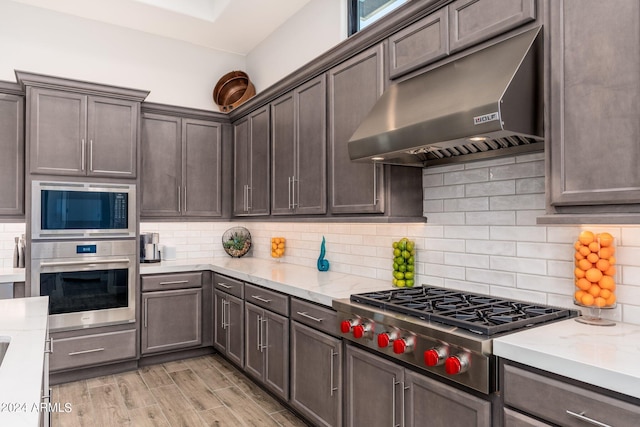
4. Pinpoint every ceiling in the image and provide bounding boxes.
[9,0,311,55]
